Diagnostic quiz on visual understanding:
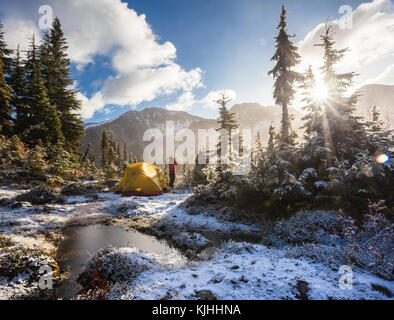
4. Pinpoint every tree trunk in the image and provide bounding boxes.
[281,103,289,144]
